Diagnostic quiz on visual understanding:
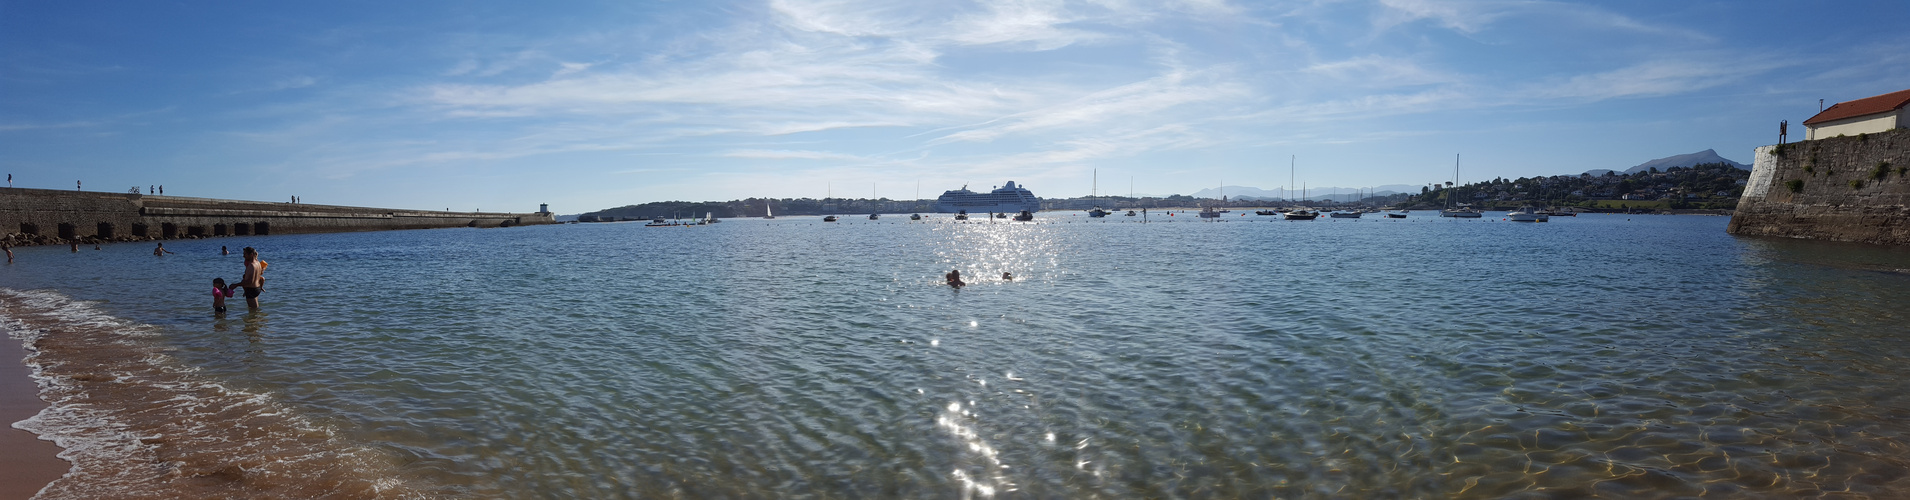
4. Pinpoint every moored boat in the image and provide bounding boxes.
[1508,206,1549,222]
[1283,209,1319,220]
[823,215,838,222]
[1013,210,1034,221]
[933,181,1042,213]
